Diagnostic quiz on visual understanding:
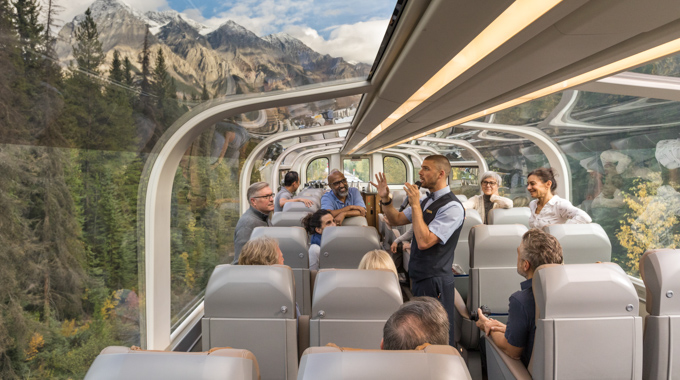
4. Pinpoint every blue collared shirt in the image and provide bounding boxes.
[505,278,535,368]
[320,187,366,210]
[403,187,464,245]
